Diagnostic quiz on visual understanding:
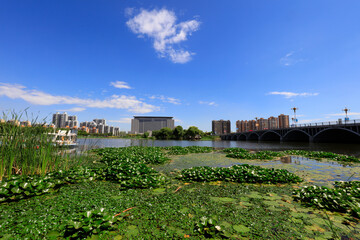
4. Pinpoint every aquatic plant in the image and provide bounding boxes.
[293,181,360,217]
[177,164,302,184]
[284,150,360,163]
[163,146,214,155]
[224,148,284,160]
[0,111,65,180]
